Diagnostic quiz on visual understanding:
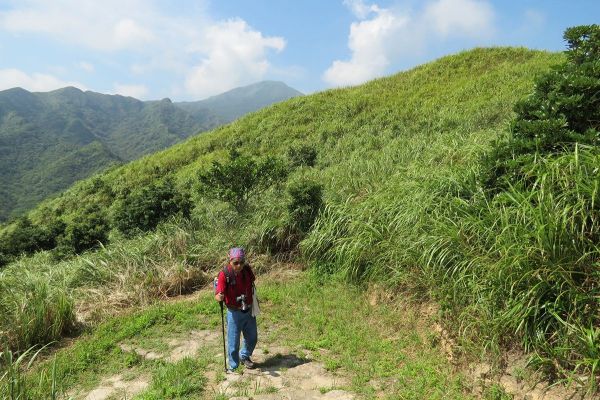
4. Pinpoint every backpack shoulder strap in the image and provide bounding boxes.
[223,265,236,287]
